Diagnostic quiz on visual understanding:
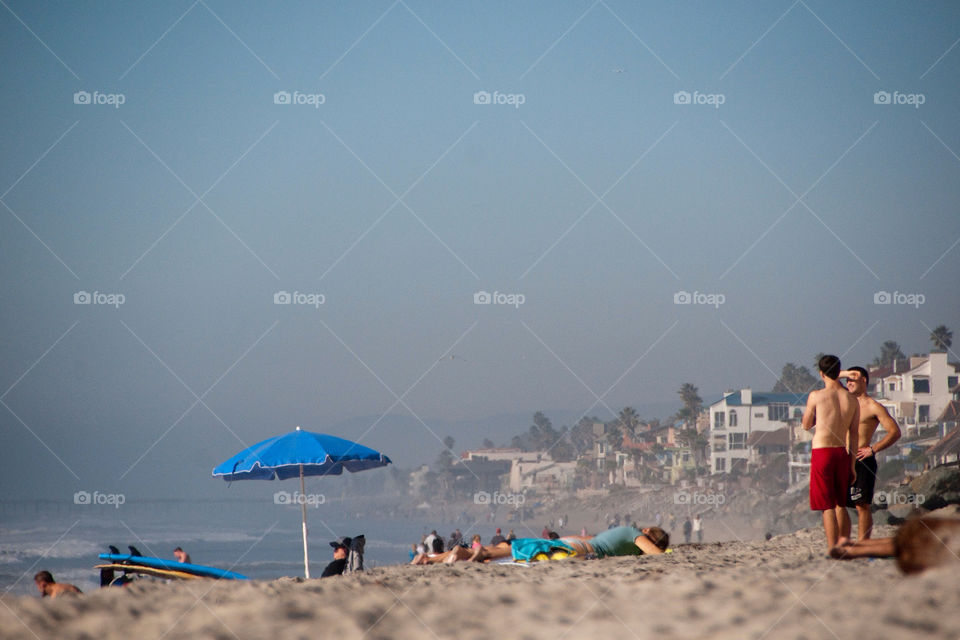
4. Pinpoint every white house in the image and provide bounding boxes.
[708,388,808,474]
[868,353,960,434]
